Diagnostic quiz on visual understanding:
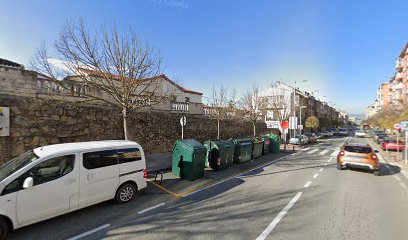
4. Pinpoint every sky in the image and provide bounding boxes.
[1,0,407,115]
